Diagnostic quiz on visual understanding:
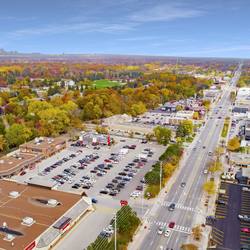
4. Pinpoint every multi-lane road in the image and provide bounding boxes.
[138,64,242,250]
